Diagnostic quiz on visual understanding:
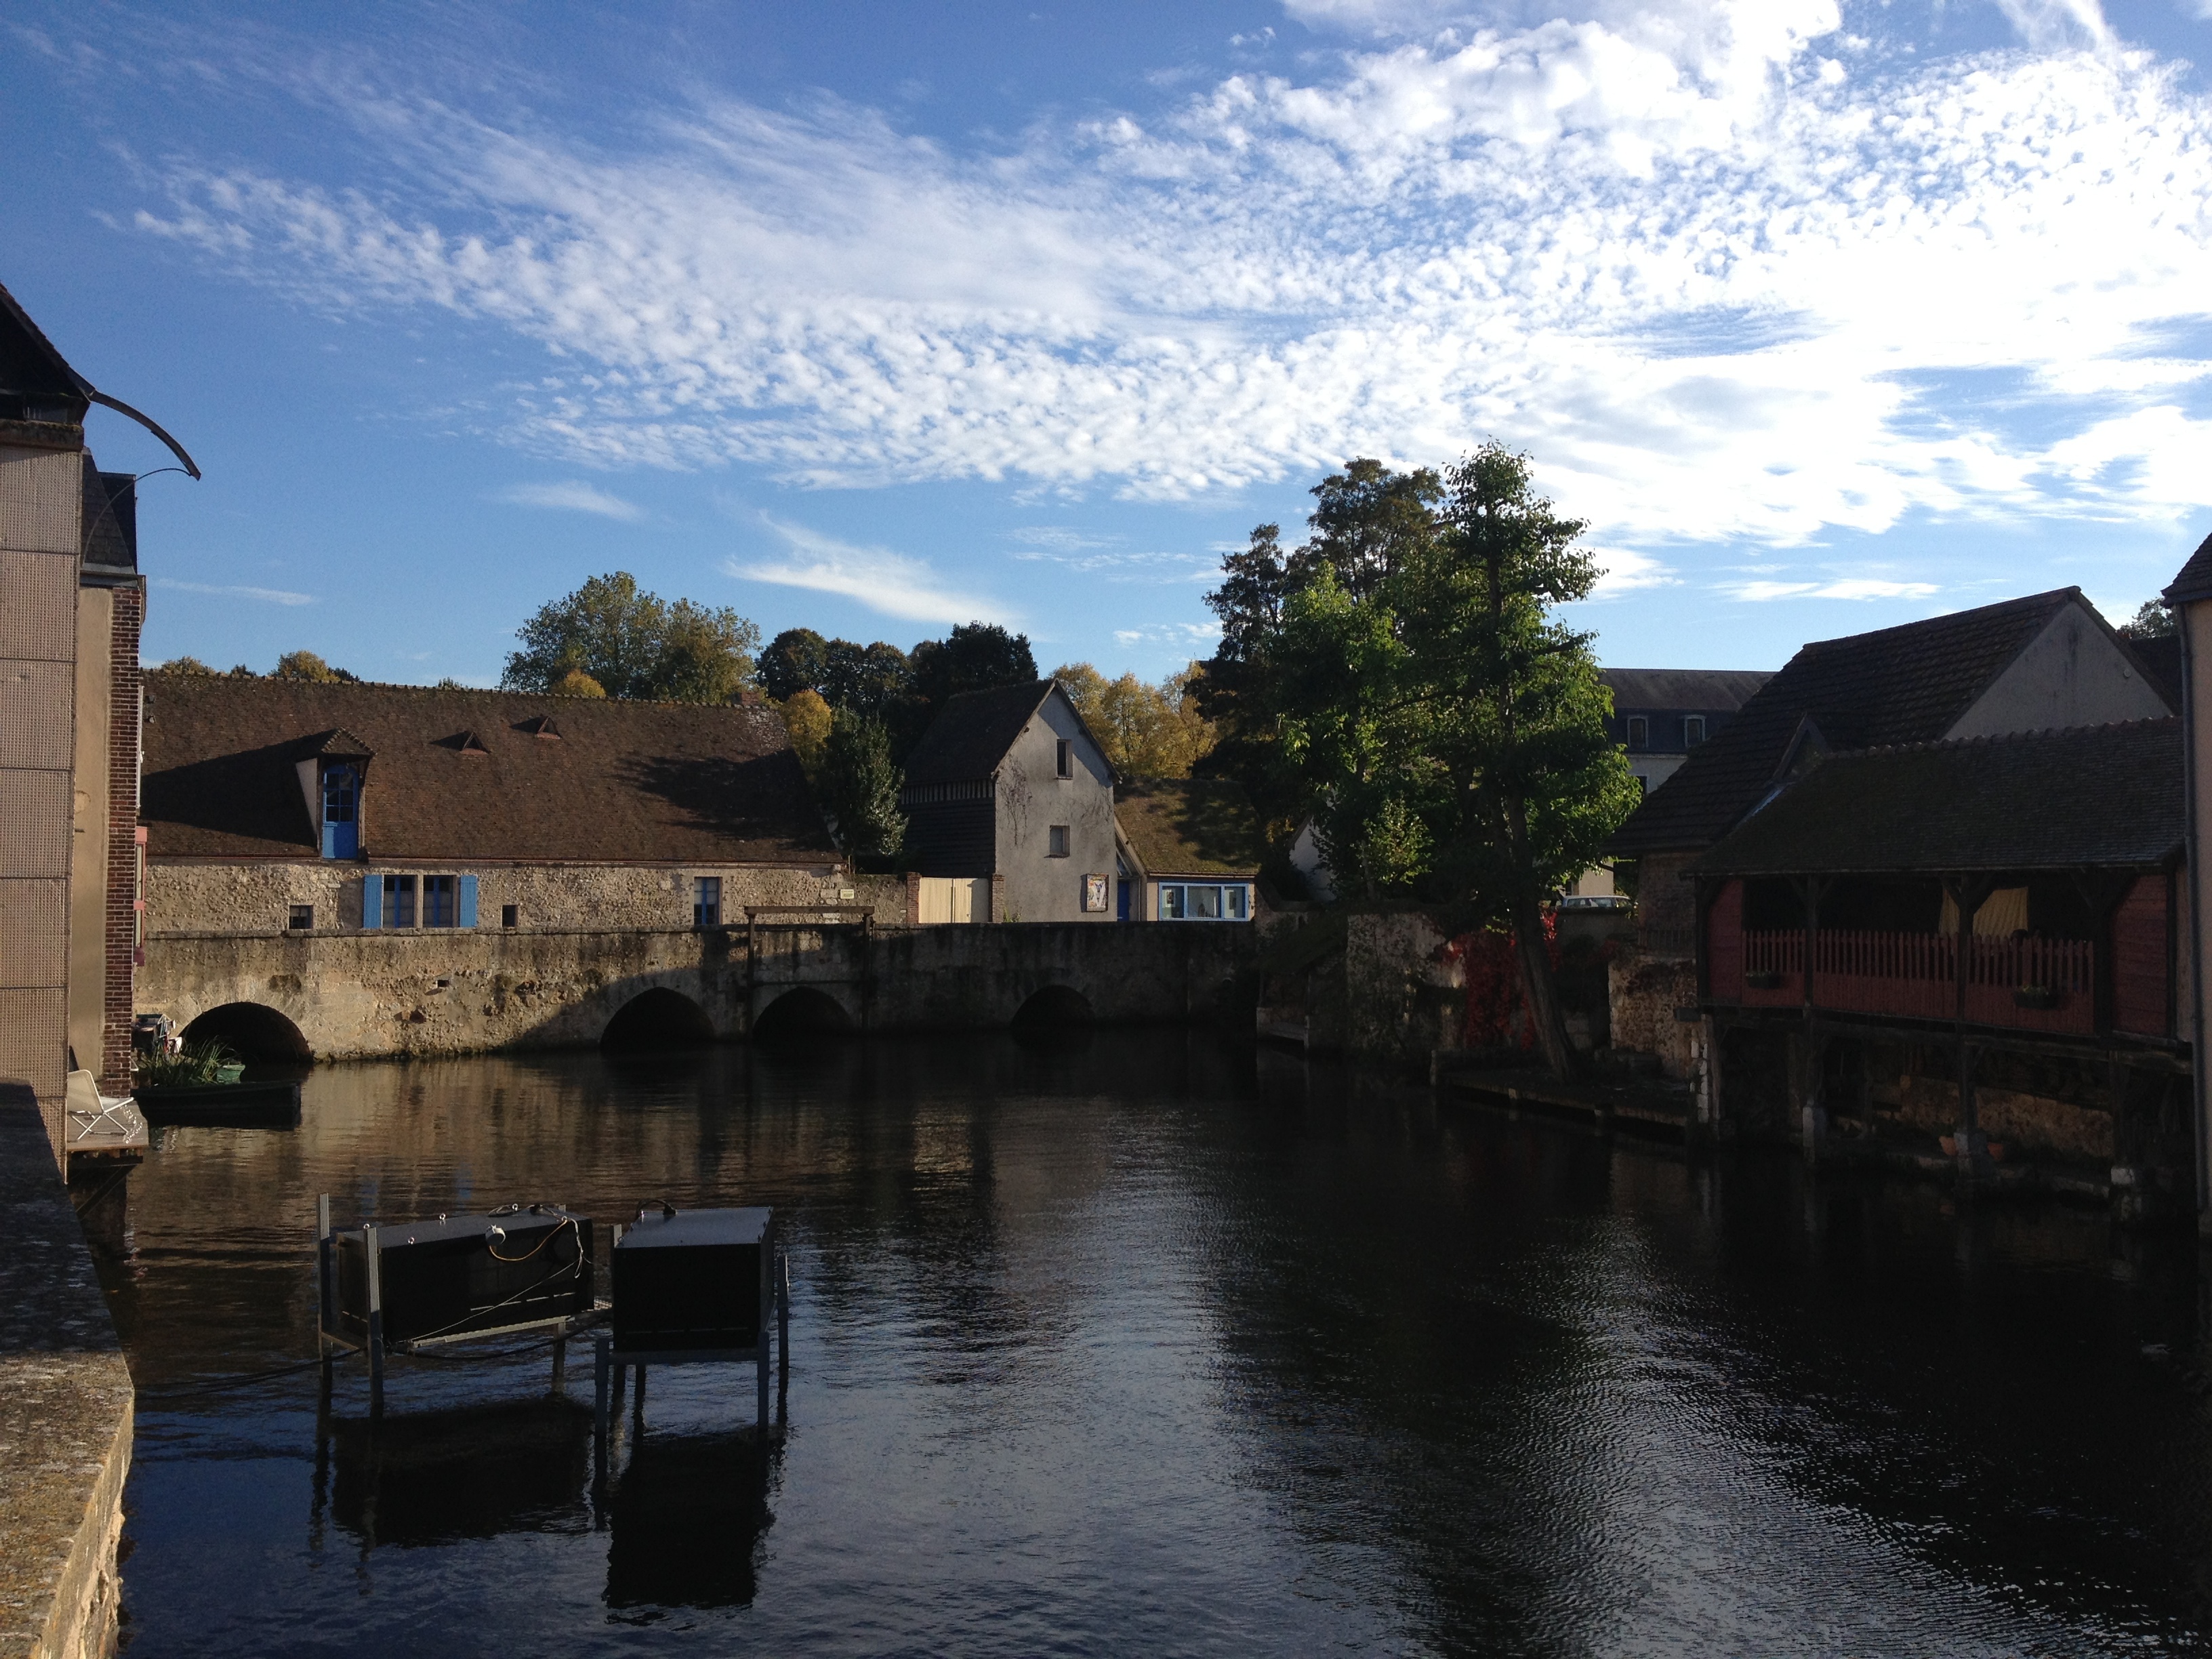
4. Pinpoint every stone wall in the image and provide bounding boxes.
[1608,947,1699,1080]
[138,918,1260,1057]
[1342,912,1463,1069]
[0,1082,134,1659]
[147,859,900,937]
